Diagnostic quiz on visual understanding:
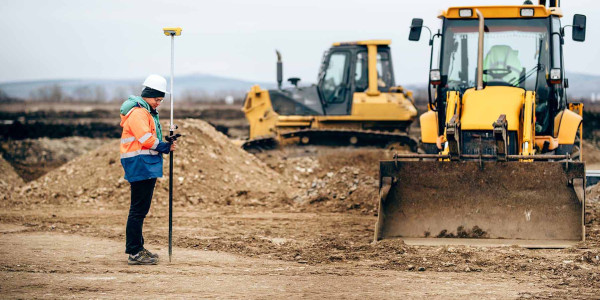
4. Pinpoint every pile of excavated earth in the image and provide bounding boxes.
[583,140,600,169]
[14,119,289,210]
[0,155,23,203]
[0,137,108,181]
[7,119,600,217]
[587,180,600,245]
[8,119,402,214]
[255,147,404,214]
